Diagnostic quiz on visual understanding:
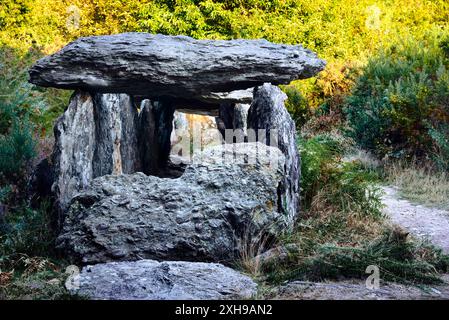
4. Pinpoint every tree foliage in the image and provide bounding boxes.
[344,31,449,165]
